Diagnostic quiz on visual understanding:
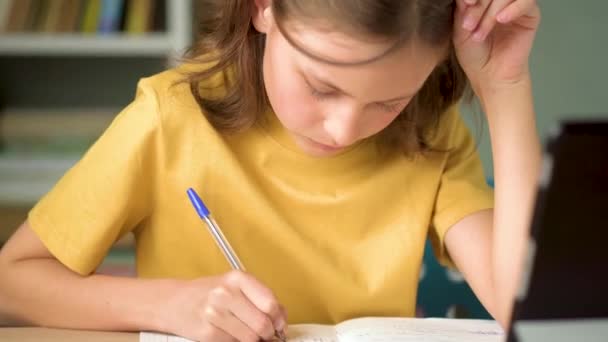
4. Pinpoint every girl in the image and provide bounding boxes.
[0,0,541,341]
